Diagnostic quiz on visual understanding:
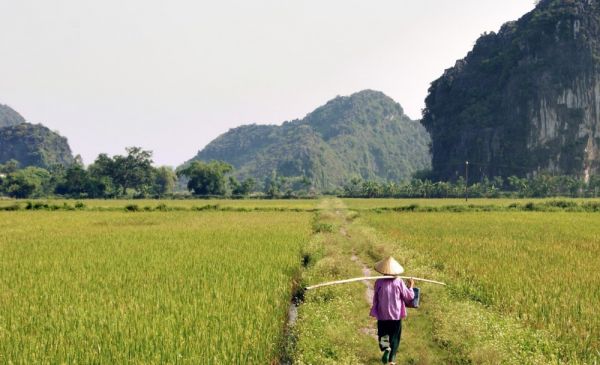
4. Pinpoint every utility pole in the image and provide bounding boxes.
[465,160,469,202]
